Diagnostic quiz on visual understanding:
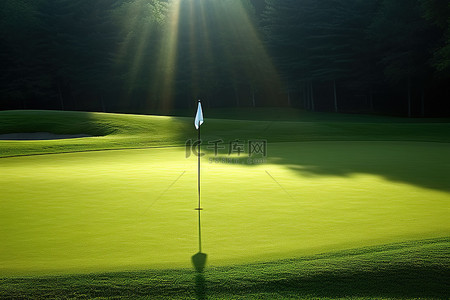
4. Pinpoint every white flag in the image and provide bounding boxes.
[194,101,204,129]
